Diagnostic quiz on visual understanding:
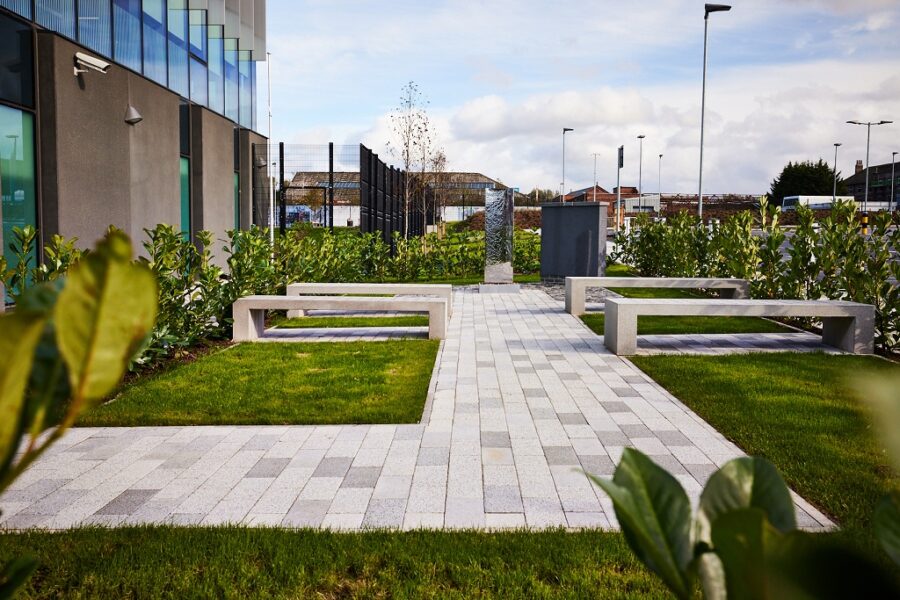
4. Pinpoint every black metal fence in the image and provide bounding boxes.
[359,144,409,244]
